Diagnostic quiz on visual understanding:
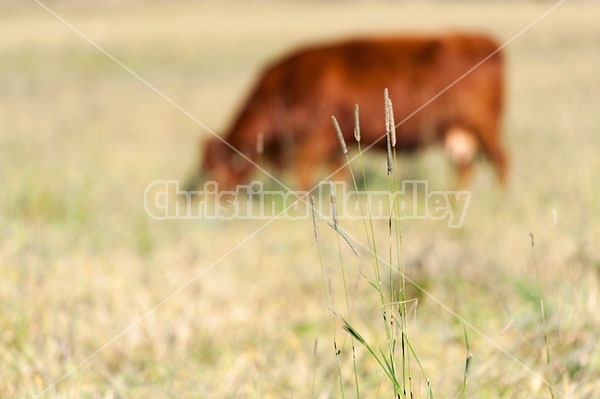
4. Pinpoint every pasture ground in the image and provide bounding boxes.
[1,1,599,397]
